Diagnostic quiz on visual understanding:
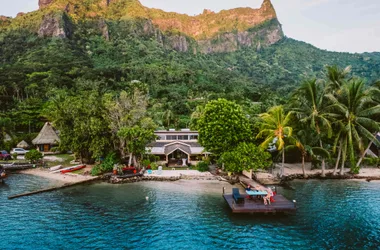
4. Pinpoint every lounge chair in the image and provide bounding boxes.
[232,188,245,204]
